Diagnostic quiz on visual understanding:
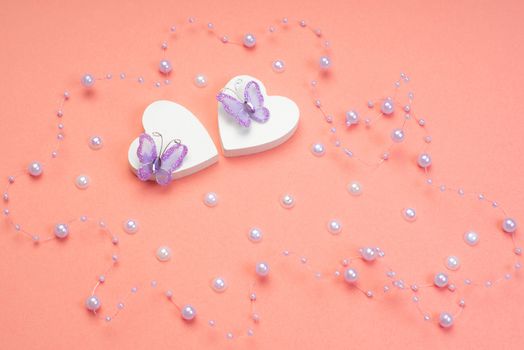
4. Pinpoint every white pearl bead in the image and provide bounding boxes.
[211,277,227,293]
[89,135,103,150]
[181,304,196,321]
[464,231,479,246]
[381,99,394,115]
[85,295,101,311]
[248,228,263,242]
[203,192,218,207]
[345,110,359,126]
[391,128,405,143]
[402,208,417,222]
[439,312,454,328]
[194,74,208,88]
[319,56,331,70]
[360,247,377,262]
[311,143,325,157]
[327,219,342,234]
[344,268,358,283]
[280,194,295,208]
[445,256,460,271]
[255,262,270,276]
[75,175,90,189]
[434,272,449,288]
[243,33,256,48]
[54,223,69,239]
[272,59,285,73]
[123,219,139,234]
[417,153,432,168]
[156,246,171,262]
[81,74,95,88]
[28,161,43,177]
[159,59,172,74]
[502,217,517,233]
[347,181,362,196]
